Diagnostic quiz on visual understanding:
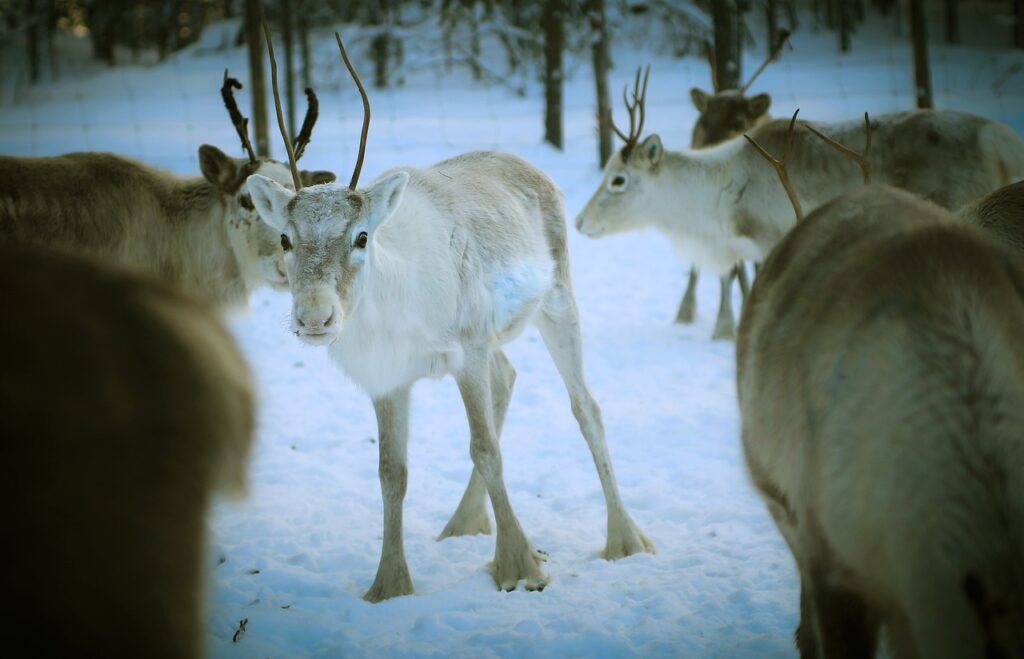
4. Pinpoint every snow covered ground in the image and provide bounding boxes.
[2,7,1023,658]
